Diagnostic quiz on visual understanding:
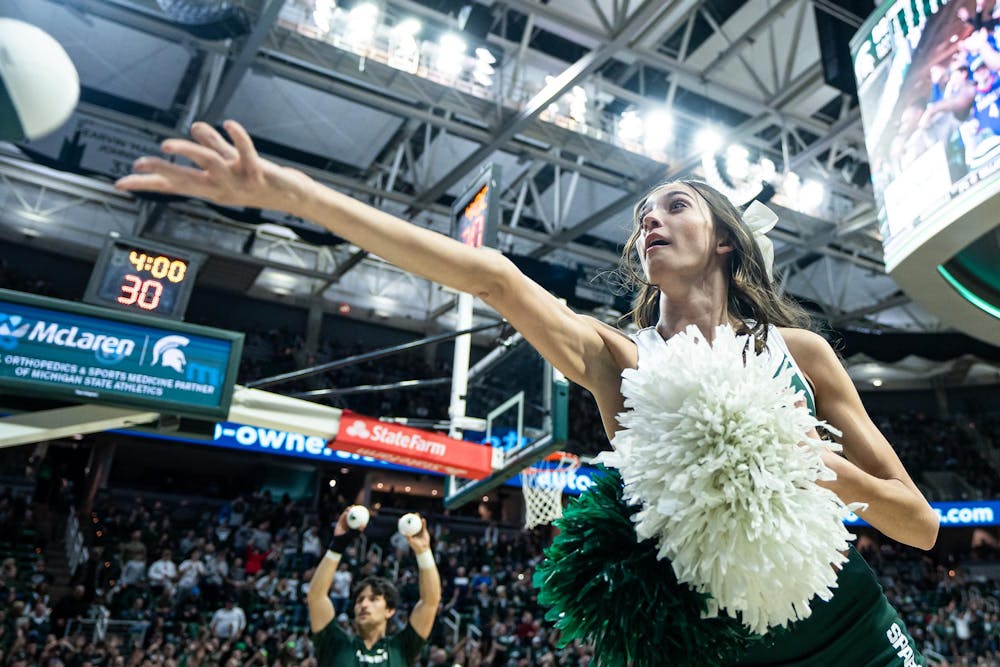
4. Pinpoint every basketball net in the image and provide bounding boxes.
[522,451,579,529]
